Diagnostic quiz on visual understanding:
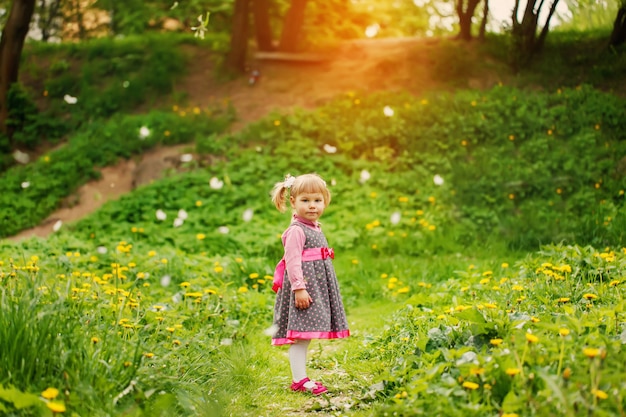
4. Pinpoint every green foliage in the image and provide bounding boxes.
[363,243,626,416]
[0,106,233,238]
